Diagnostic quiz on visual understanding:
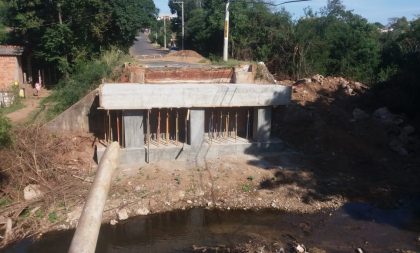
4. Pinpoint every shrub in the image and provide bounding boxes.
[42,48,132,119]
[0,113,12,148]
